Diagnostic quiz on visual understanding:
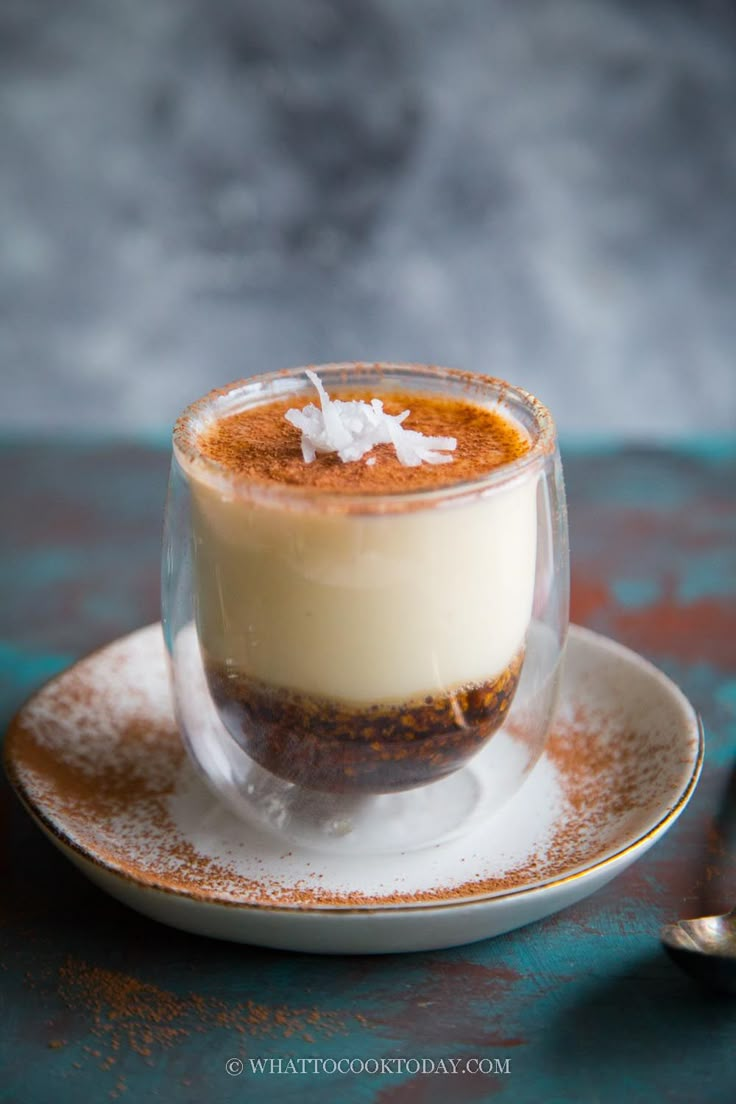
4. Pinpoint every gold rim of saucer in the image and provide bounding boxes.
[3,624,703,917]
